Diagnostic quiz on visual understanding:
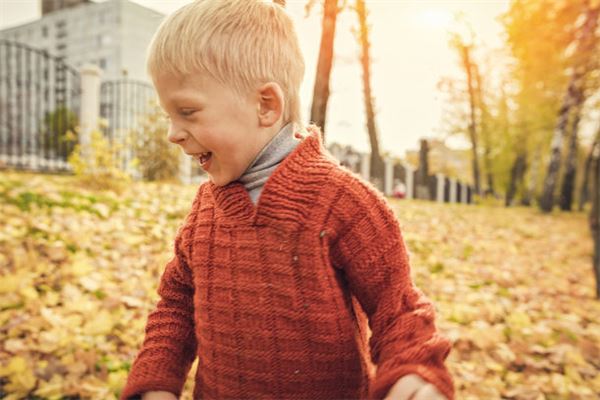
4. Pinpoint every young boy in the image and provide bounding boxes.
[120,1,454,399]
